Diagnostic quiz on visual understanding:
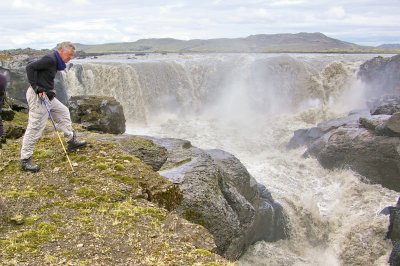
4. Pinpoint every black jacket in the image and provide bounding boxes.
[26,52,58,91]
[0,73,6,109]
